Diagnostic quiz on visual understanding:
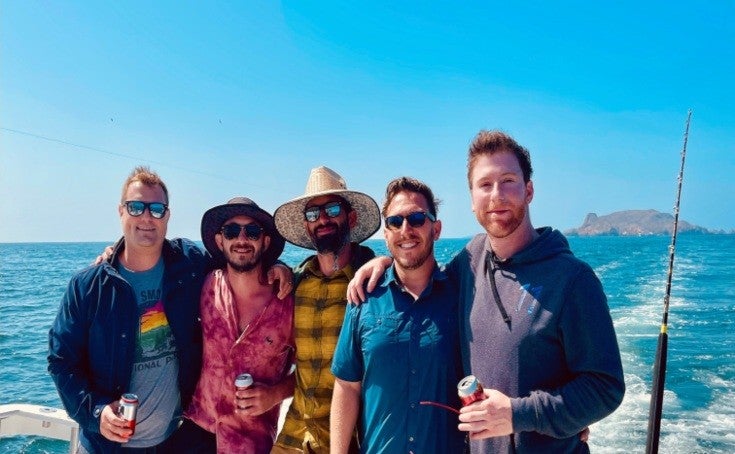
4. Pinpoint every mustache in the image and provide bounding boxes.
[315,222,339,233]
[396,233,420,241]
[229,244,255,252]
